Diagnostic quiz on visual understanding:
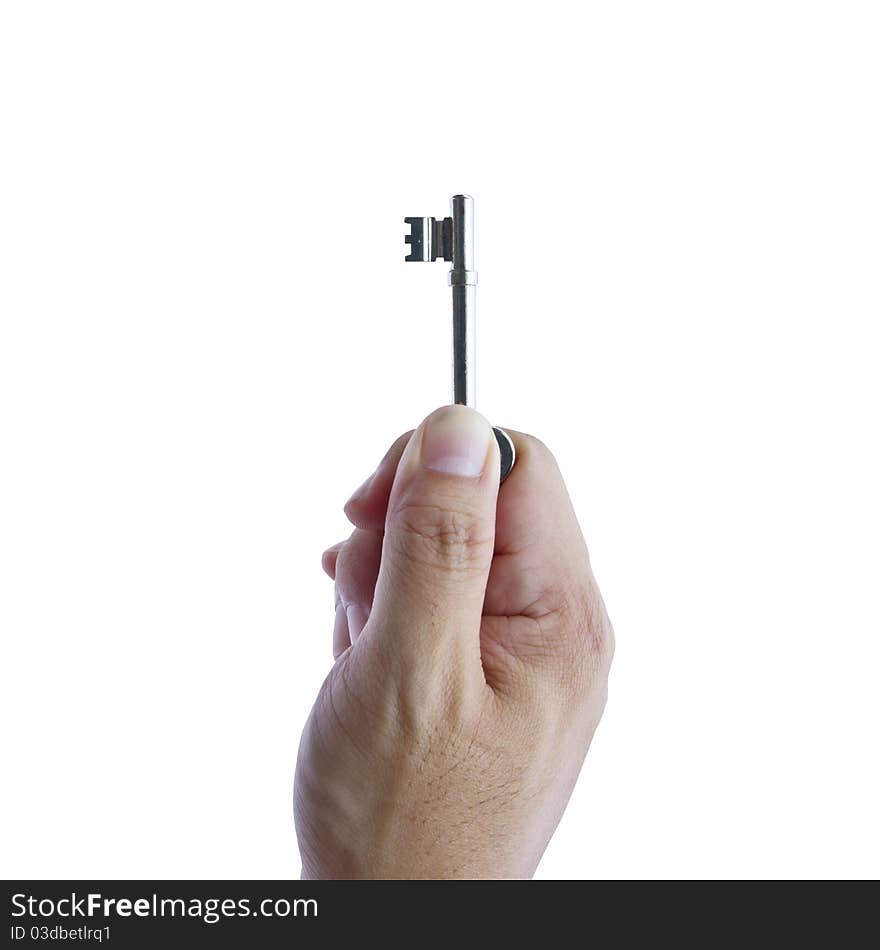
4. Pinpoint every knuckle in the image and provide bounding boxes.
[389,501,493,575]
[522,579,614,697]
[333,543,358,598]
[333,528,381,602]
[519,432,560,472]
[565,582,615,678]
